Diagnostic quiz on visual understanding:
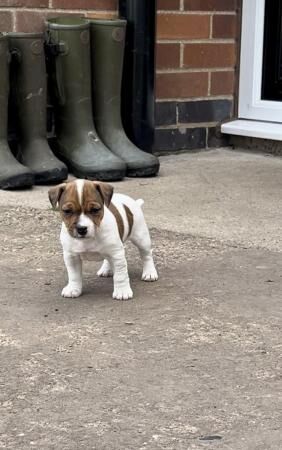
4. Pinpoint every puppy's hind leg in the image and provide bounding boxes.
[97,259,113,278]
[130,222,158,282]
